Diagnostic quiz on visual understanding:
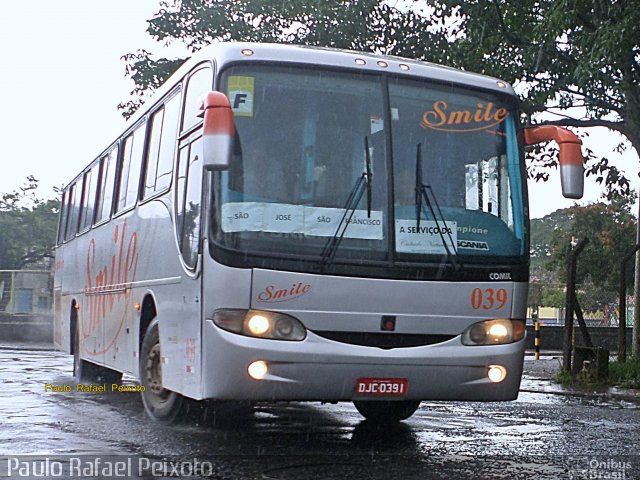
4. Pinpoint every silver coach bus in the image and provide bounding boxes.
[54,43,584,423]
